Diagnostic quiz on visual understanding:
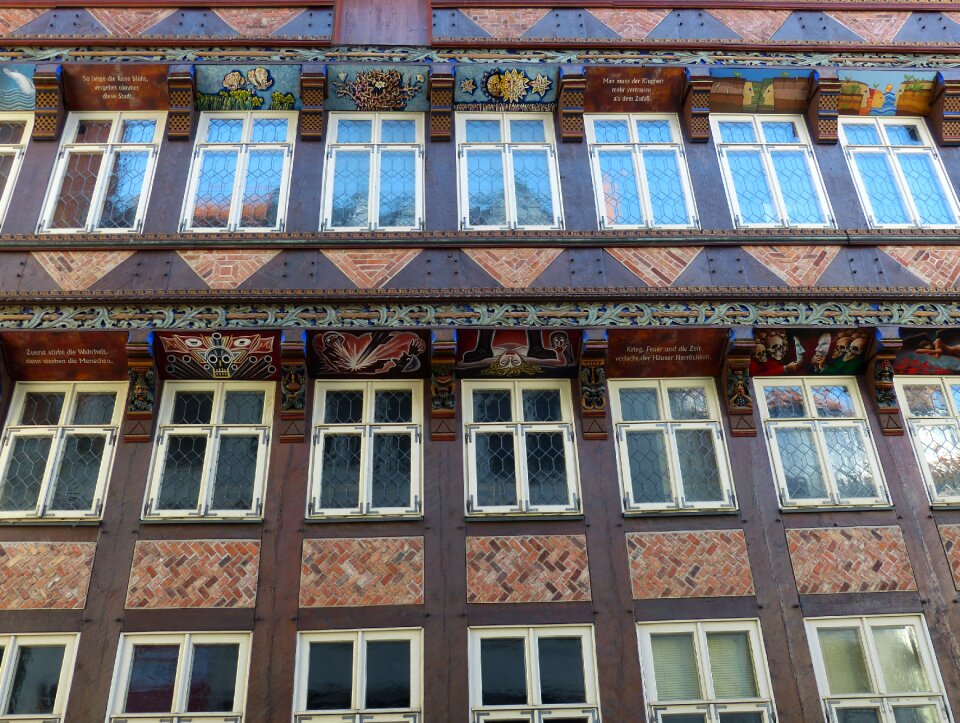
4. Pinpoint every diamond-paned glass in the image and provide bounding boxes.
[598,149,643,225]
[823,425,877,499]
[99,150,148,229]
[172,392,214,425]
[120,119,156,144]
[902,384,949,417]
[51,151,103,228]
[770,149,825,224]
[0,155,15,199]
[636,120,672,143]
[522,389,562,422]
[206,119,244,144]
[914,424,960,497]
[897,153,956,225]
[620,388,659,421]
[324,390,364,425]
[726,149,777,224]
[20,393,65,426]
[509,119,545,143]
[378,149,416,227]
[525,431,569,506]
[626,430,671,503]
[676,428,723,502]
[668,387,709,420]
[775,426,827,499]
[211,435,257,510]
[71,392,116,425]
[812,385,855,418]
[764,386,805,418]
[843,124,882,145]
[594,119,629,144]
[475,432,517,506]
[762,121,800,143]
[374,390,413,423]
[0,121,26,145]
[473,390,513,423]
[719,122,758,144]
[0,436,51,510]
[512,149,554,226]
[48,434,104,510]
[336,119,372,143]
[251,118,287,143]
[381,119,416,143]
[320,433,362,508]
[192,150,238,228]
[223,391,264,425]
[951,384,960,411]
[156,435,206,510]
[74,120,112,144]
[467,149,506,226]
[6,645,64,715]
[331,149,371,228]
[465,120,501,143]
[239,149,283,227]
[371,433,412,508]
[853,153,910,225]
[643,149,689,225]
[886,124,924,146]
